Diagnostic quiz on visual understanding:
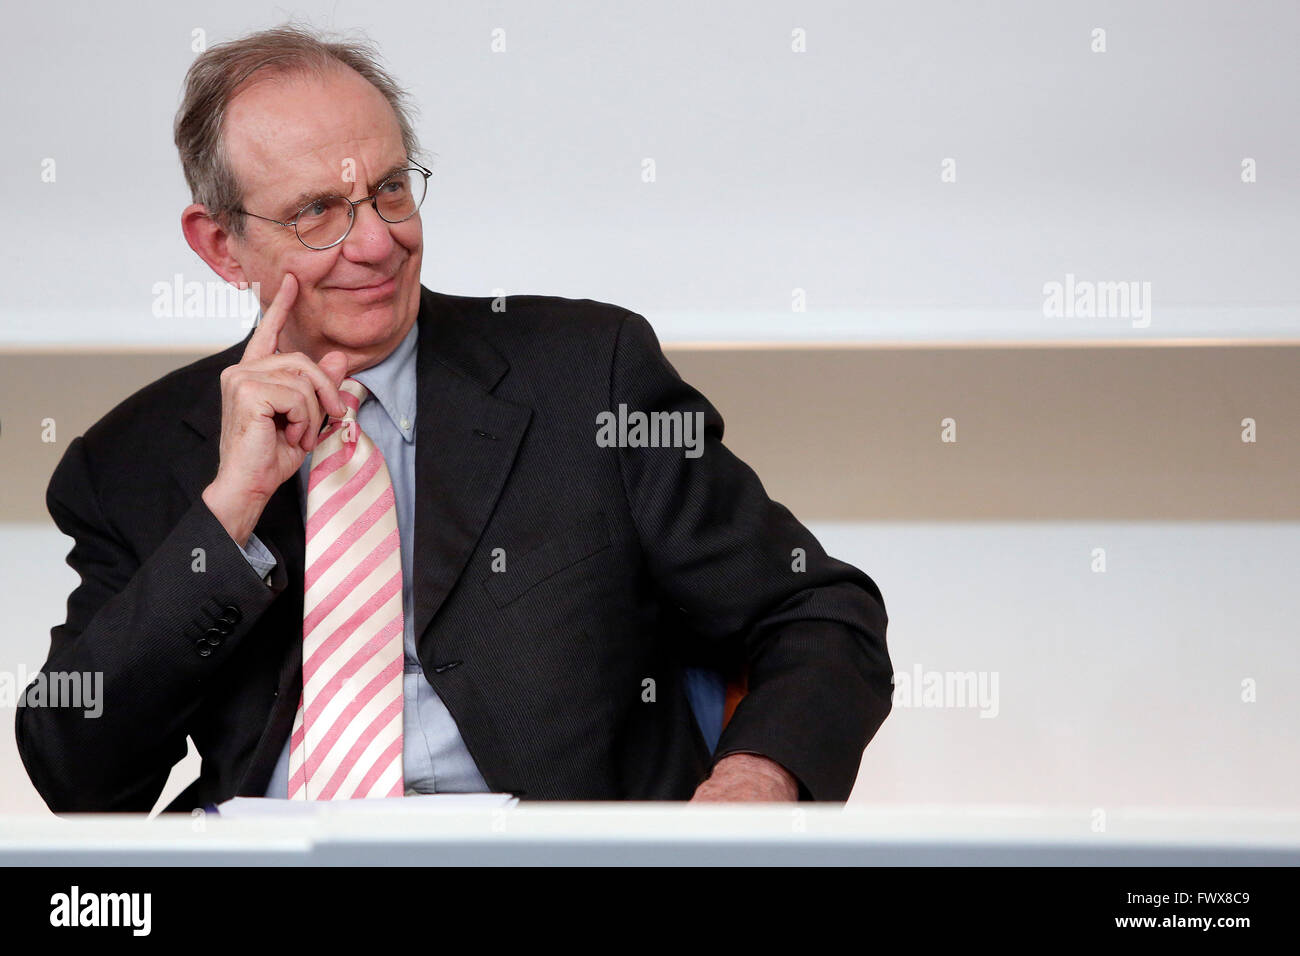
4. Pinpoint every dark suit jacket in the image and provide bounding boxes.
[16,286,892,812]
